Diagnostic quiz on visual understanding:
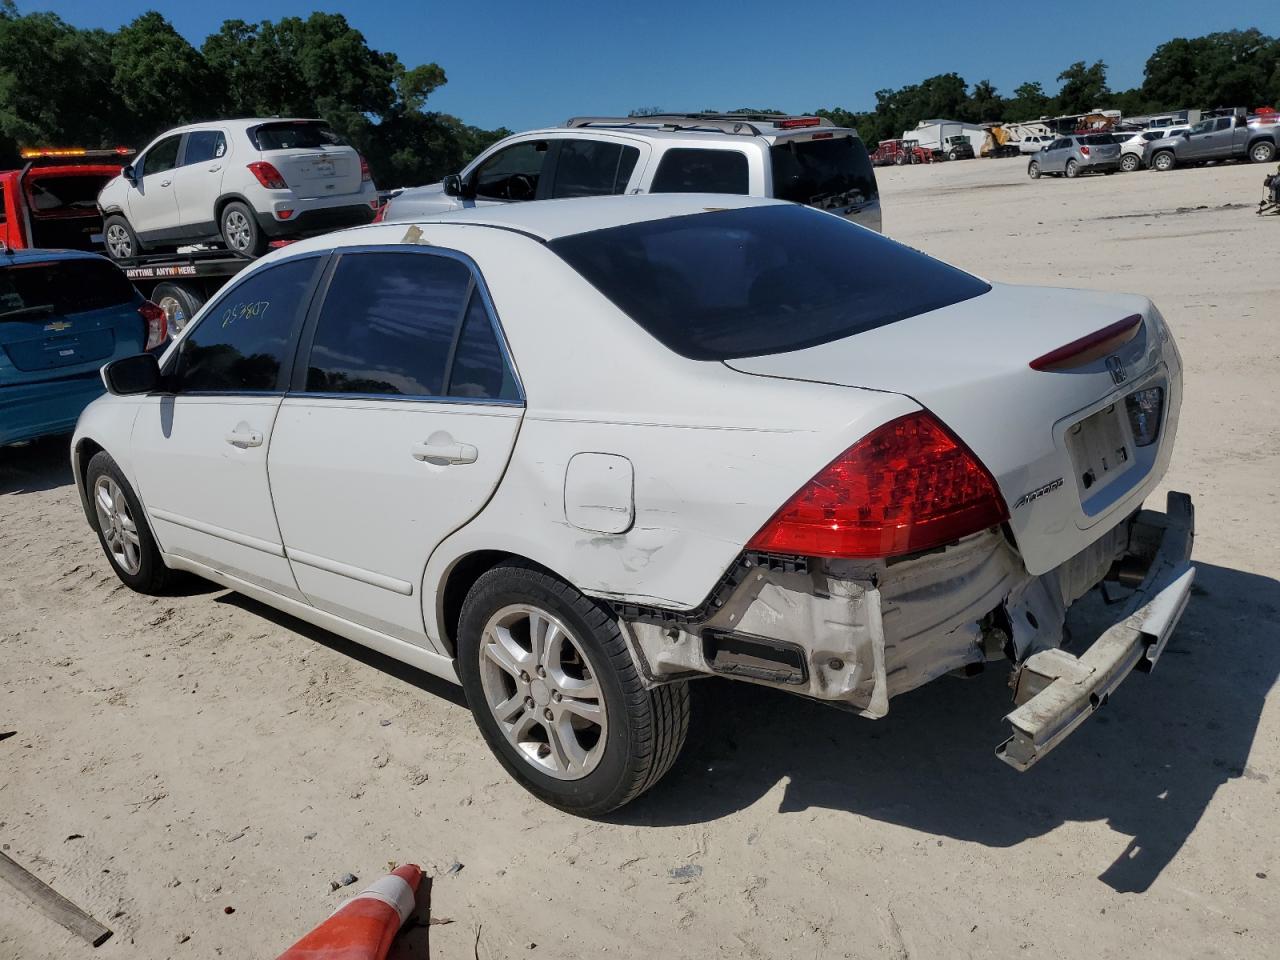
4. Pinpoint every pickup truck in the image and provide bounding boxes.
[1145,114,1279,171]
